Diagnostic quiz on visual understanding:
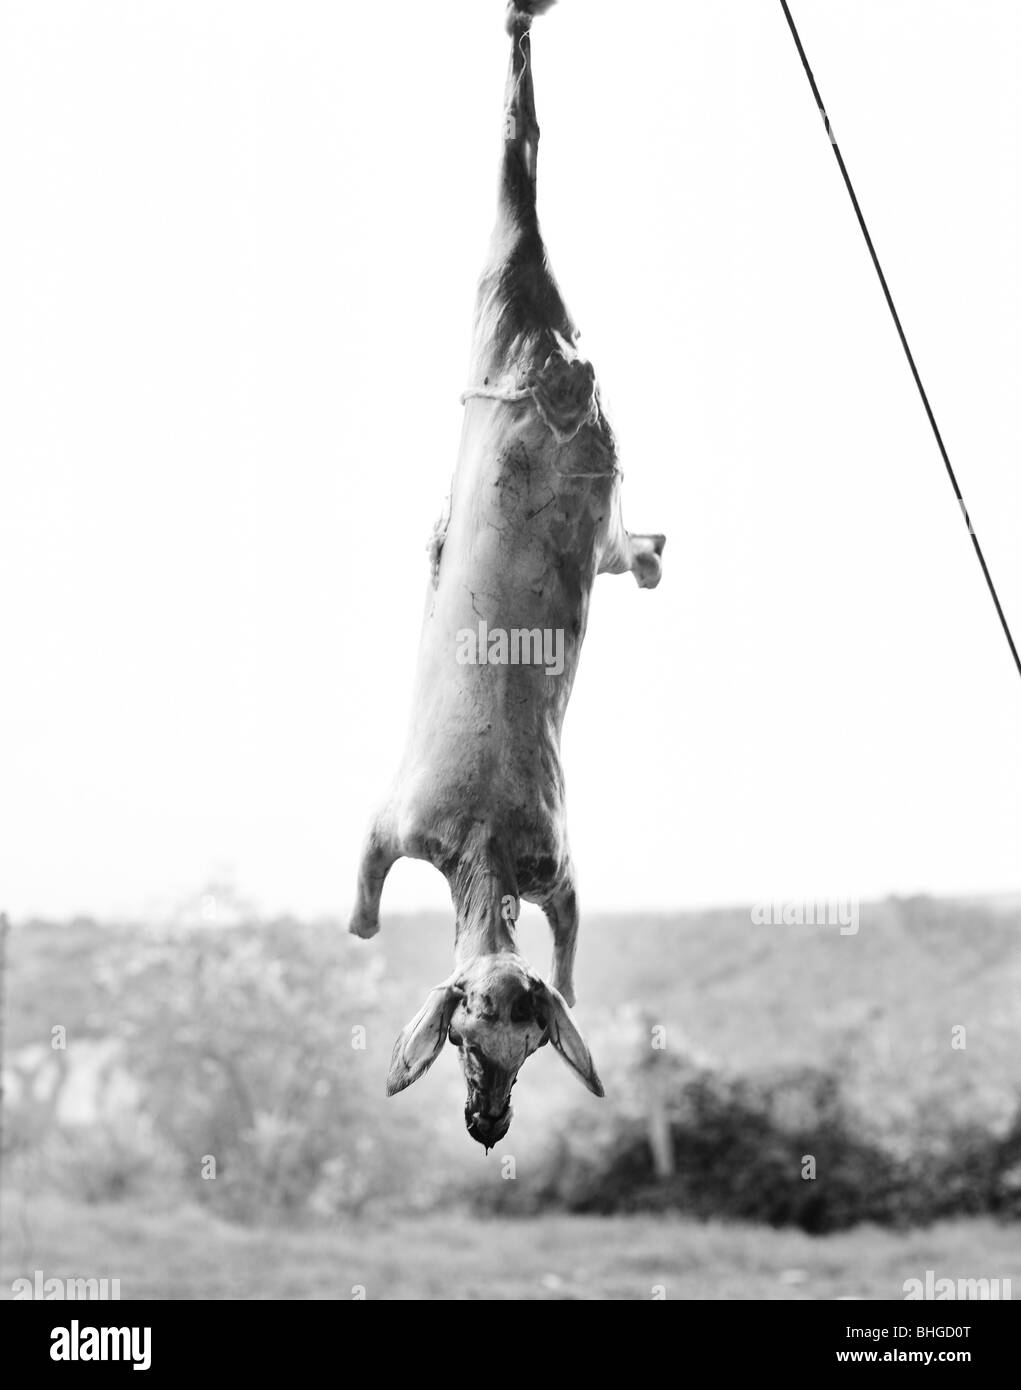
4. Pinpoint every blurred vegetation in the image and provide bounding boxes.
[4,892,1021,1232]
[5,1194,1021,1301]
[477,1052,1021,1231]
